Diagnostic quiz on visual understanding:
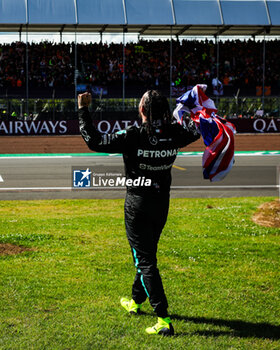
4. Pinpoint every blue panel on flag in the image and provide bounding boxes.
[173,0,222,25]
[77,0,125,25]
[0,0,26,24]
[267,0,280,25]
[28,0,76,24]
[126,0,174,25]
[220,0,269,25]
